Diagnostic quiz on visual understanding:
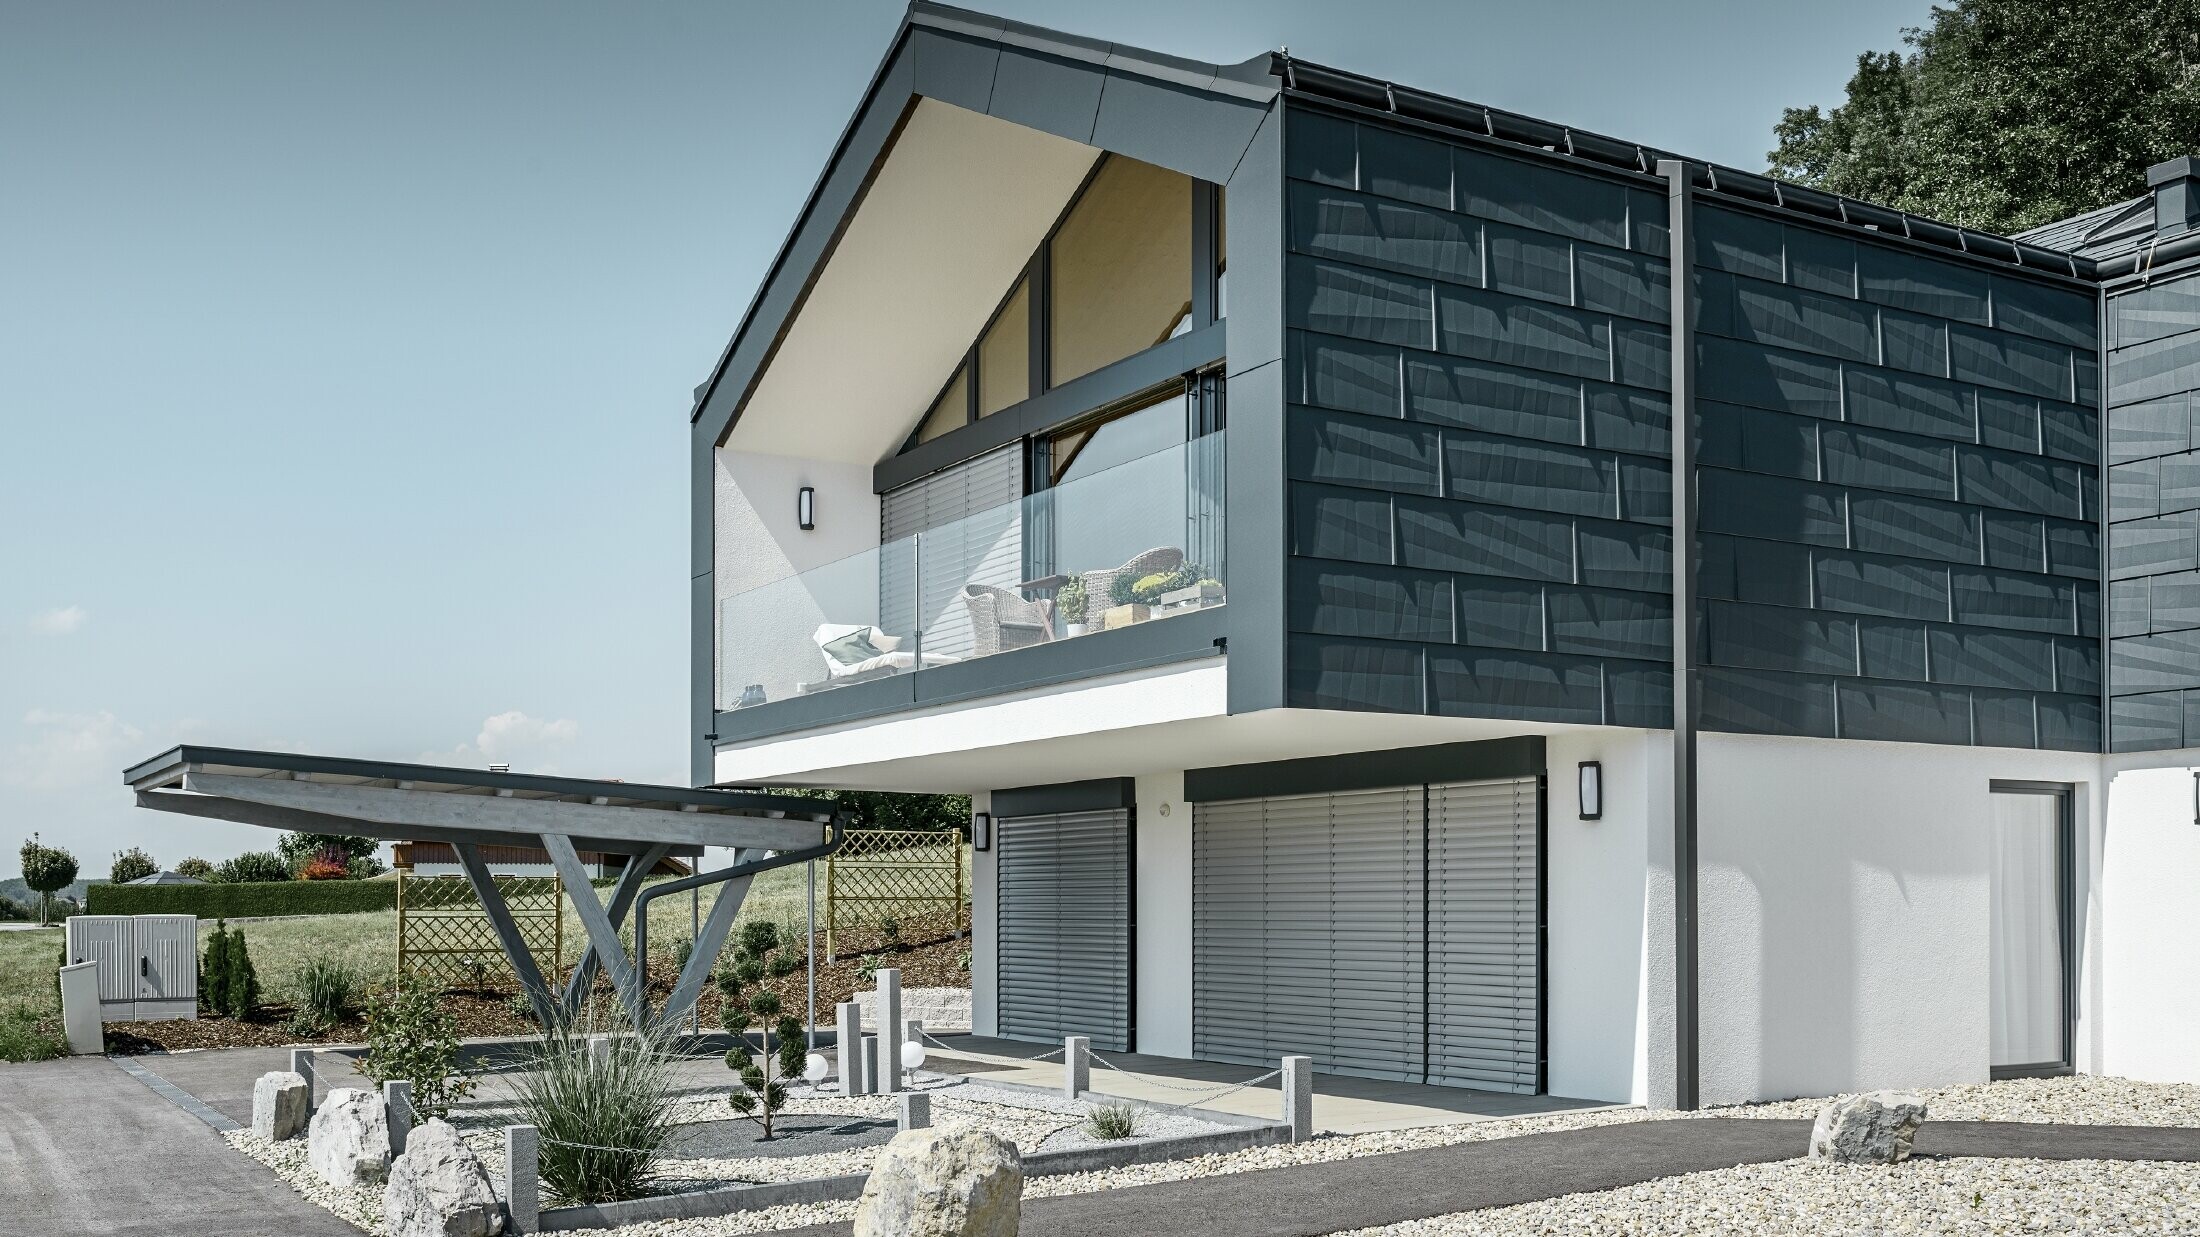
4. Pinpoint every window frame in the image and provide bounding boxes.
[897,155,1224,460]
